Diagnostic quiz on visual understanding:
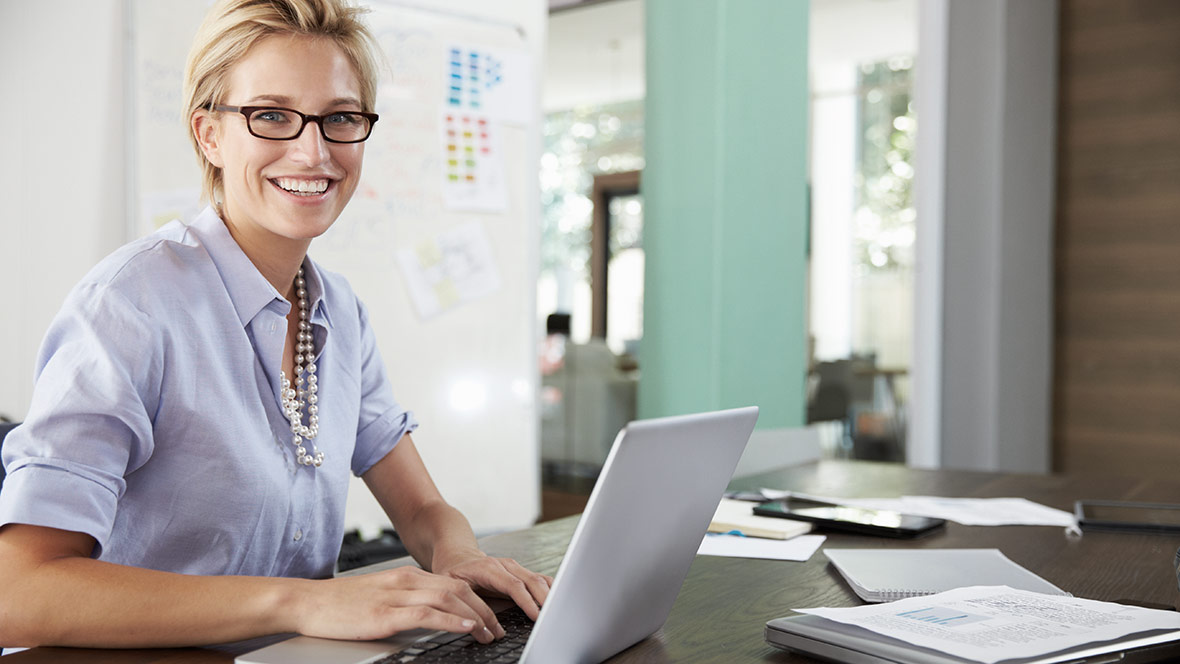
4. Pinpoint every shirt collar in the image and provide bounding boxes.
[188,206,331,330]
[300,255,333,330]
